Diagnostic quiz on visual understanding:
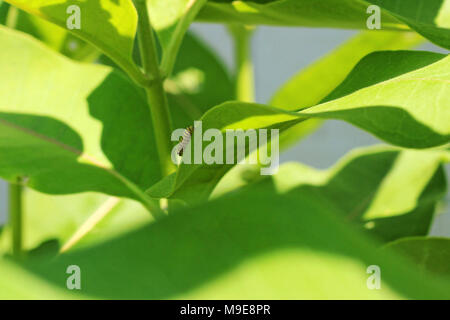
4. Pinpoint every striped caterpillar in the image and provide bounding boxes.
[177,125,194,156]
